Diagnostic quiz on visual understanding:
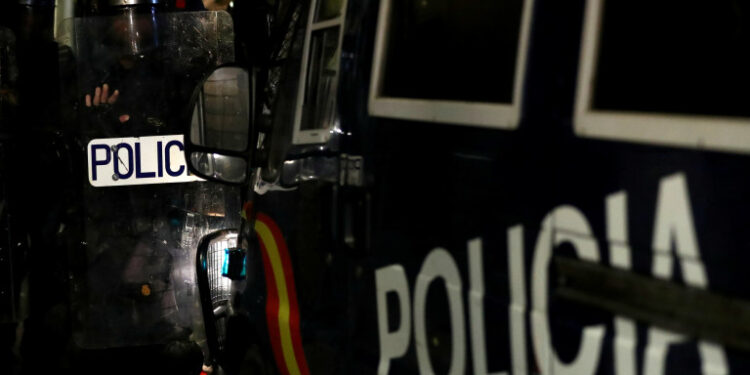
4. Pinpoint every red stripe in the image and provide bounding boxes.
[262,214,311,375]
[256,225,289,375]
